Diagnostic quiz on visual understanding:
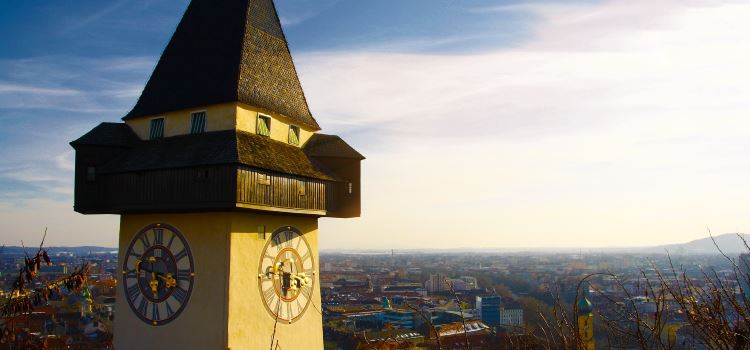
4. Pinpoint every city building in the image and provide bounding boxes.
[448,278,468,291]
[437,320,492,350]
[476,296,502,326]
[426,273,449,293]
[355,329,424,350]
[499,301,524,329]
[70,0,363,349]
[461,276,478,290]
[380,309,418,329]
